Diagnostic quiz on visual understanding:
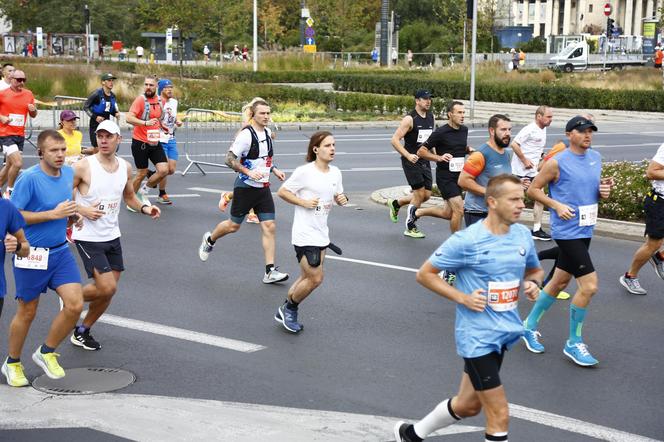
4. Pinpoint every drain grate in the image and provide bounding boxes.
[32,367,136,395]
